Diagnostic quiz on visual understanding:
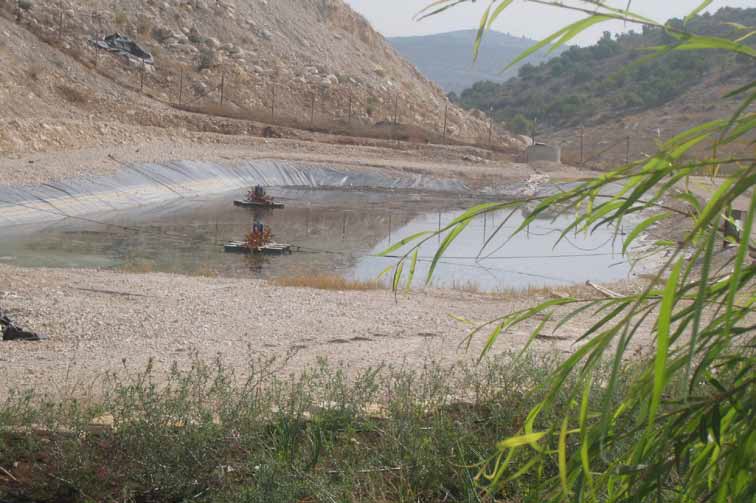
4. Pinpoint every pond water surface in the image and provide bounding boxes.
[0,187,631,291]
